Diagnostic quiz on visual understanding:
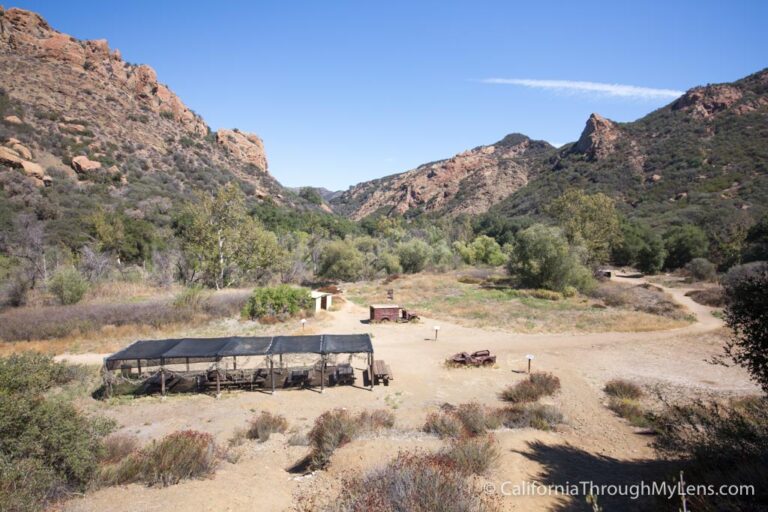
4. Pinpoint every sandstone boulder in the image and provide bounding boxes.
[58,122,88,134]
[21,160,45,179]
[8,142,32,160]
[71,155,102,174]
[0,146,24,168]
[3,115,23,125]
